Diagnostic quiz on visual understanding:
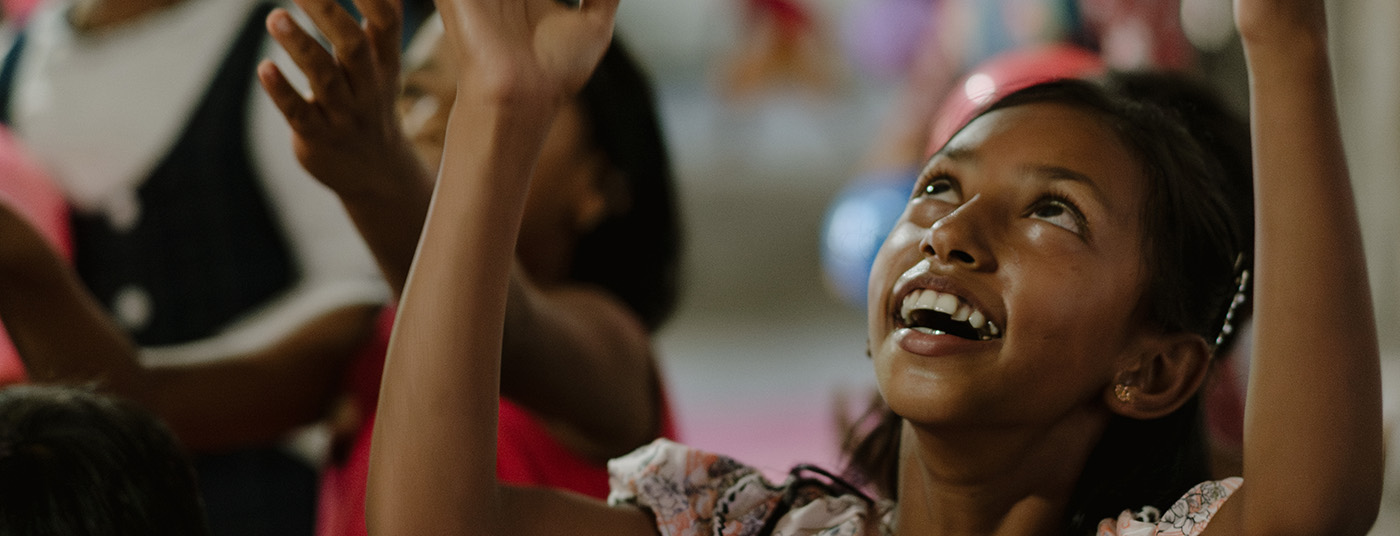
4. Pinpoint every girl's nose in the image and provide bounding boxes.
[920,200,997,272]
